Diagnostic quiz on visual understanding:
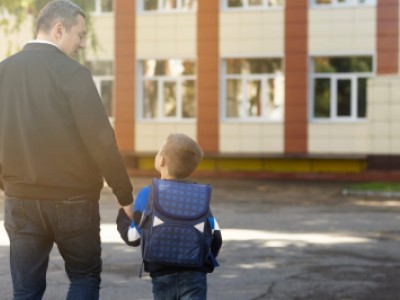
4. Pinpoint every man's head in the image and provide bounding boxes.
[36,0,87,57]
[155,133,204,179]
